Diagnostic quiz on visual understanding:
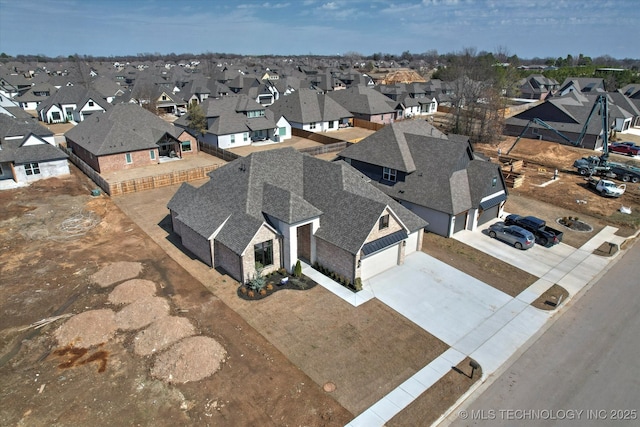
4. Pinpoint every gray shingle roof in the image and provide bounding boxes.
[268,88,353,124]
[326,85,396,116]
[506,92,613,137]
[338,121,503,215]
[0,114,53,139]
[37,85,111,113]
[64,103,180,156]
[168,148,426,256]
[0,120,67,164]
